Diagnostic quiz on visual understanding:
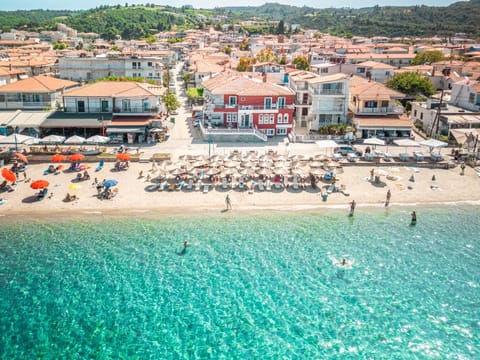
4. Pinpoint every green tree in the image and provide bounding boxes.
[276,19,285,34]
[162,91,180,115]
[222,46,232,55]
[52,42,67,50]
[387,72,436,97]
[292,56,310,70]
[411,50,446,65]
